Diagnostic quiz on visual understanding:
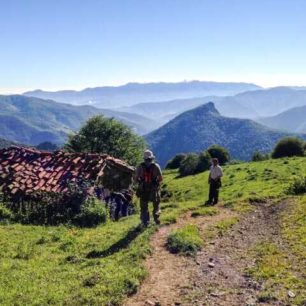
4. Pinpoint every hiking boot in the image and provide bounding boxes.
[154,219,161,225]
